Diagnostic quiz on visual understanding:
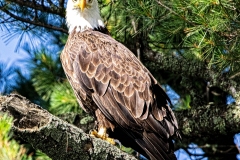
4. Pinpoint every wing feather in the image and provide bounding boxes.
[91,78,109,96]
[88,62,97,75]
[111,88,125,105]
[124,82,135,97]
[139,102,149,120]
[72,61,92,95]
[116,83,126,93]
[78,47,92,72]
[80,72,93,89]
[95,65,105,81]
